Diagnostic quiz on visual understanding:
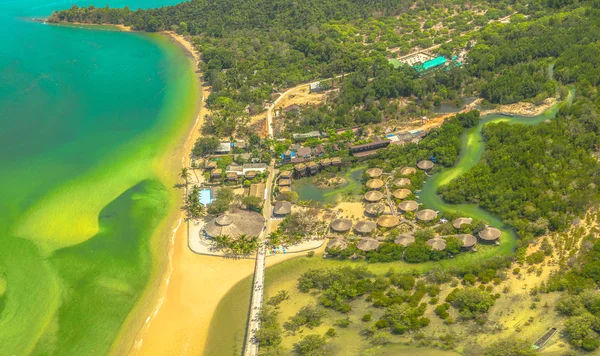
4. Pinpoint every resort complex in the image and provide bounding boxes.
[14,1,600,356]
